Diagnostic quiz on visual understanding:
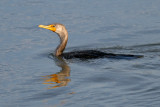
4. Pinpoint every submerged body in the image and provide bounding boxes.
[39,23,143,60]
